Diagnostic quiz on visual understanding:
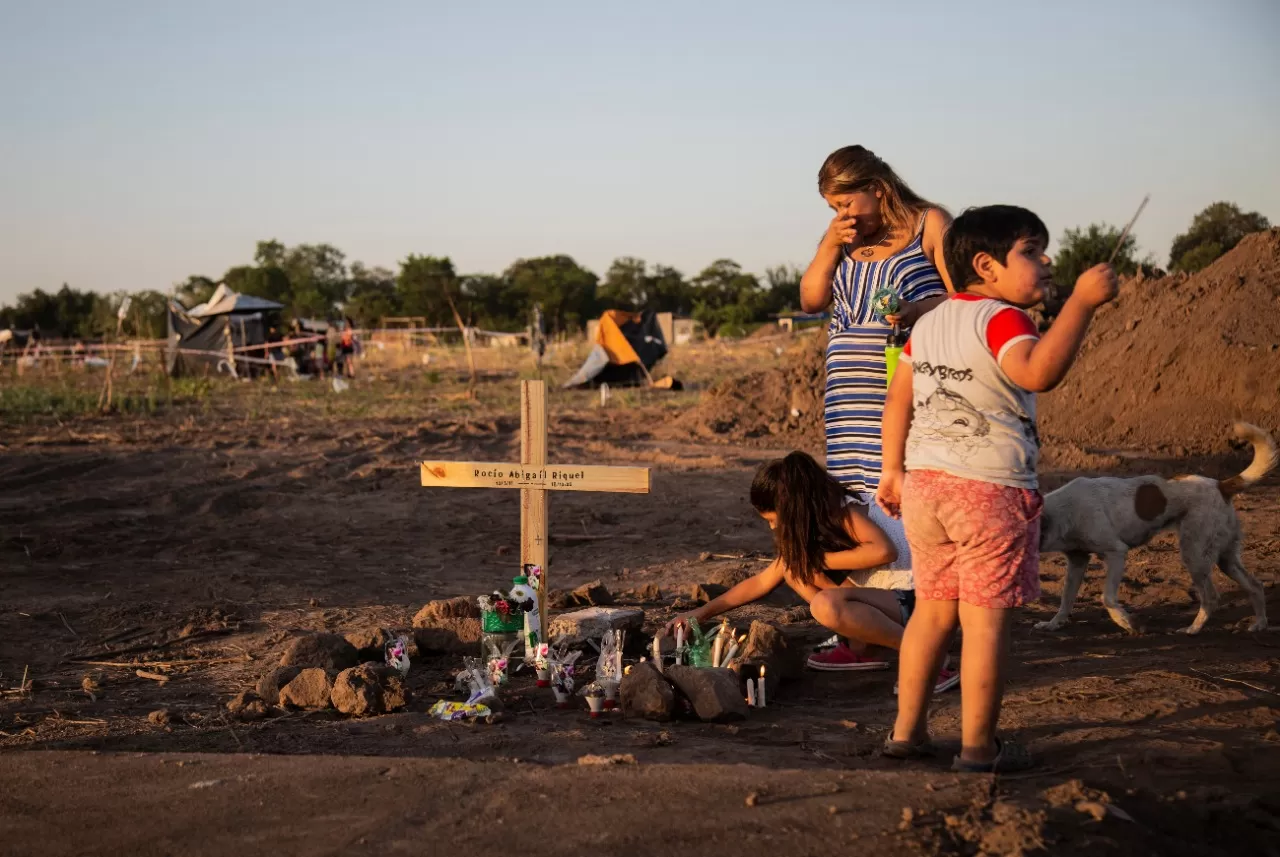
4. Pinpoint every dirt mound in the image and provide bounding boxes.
[681,331,826,446]
[1040,228,1280,453]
